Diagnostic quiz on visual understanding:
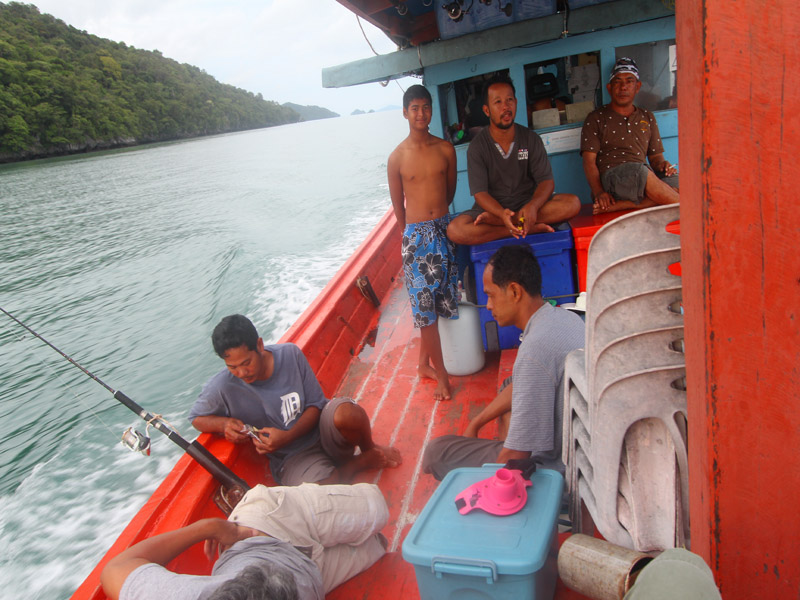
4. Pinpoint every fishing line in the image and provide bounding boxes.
[22,335,119,438]
[0,306,250,495]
